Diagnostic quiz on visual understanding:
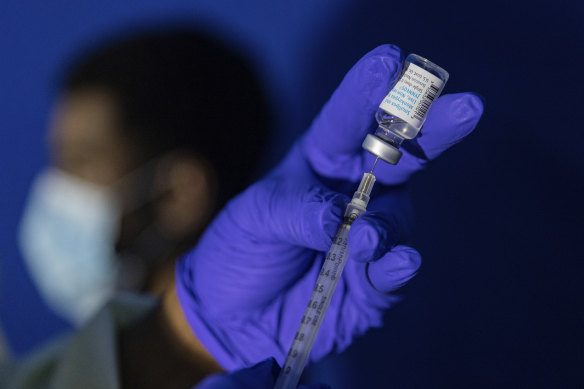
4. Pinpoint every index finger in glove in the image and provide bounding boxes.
[369,92,484,185]
[228,179,348,251]
[301,45,403,170]
[180,180,349,317]
[367,245,421,293]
